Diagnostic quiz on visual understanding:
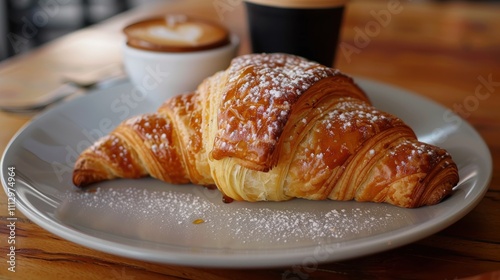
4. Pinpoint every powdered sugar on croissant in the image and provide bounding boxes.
[73,53,458,208]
